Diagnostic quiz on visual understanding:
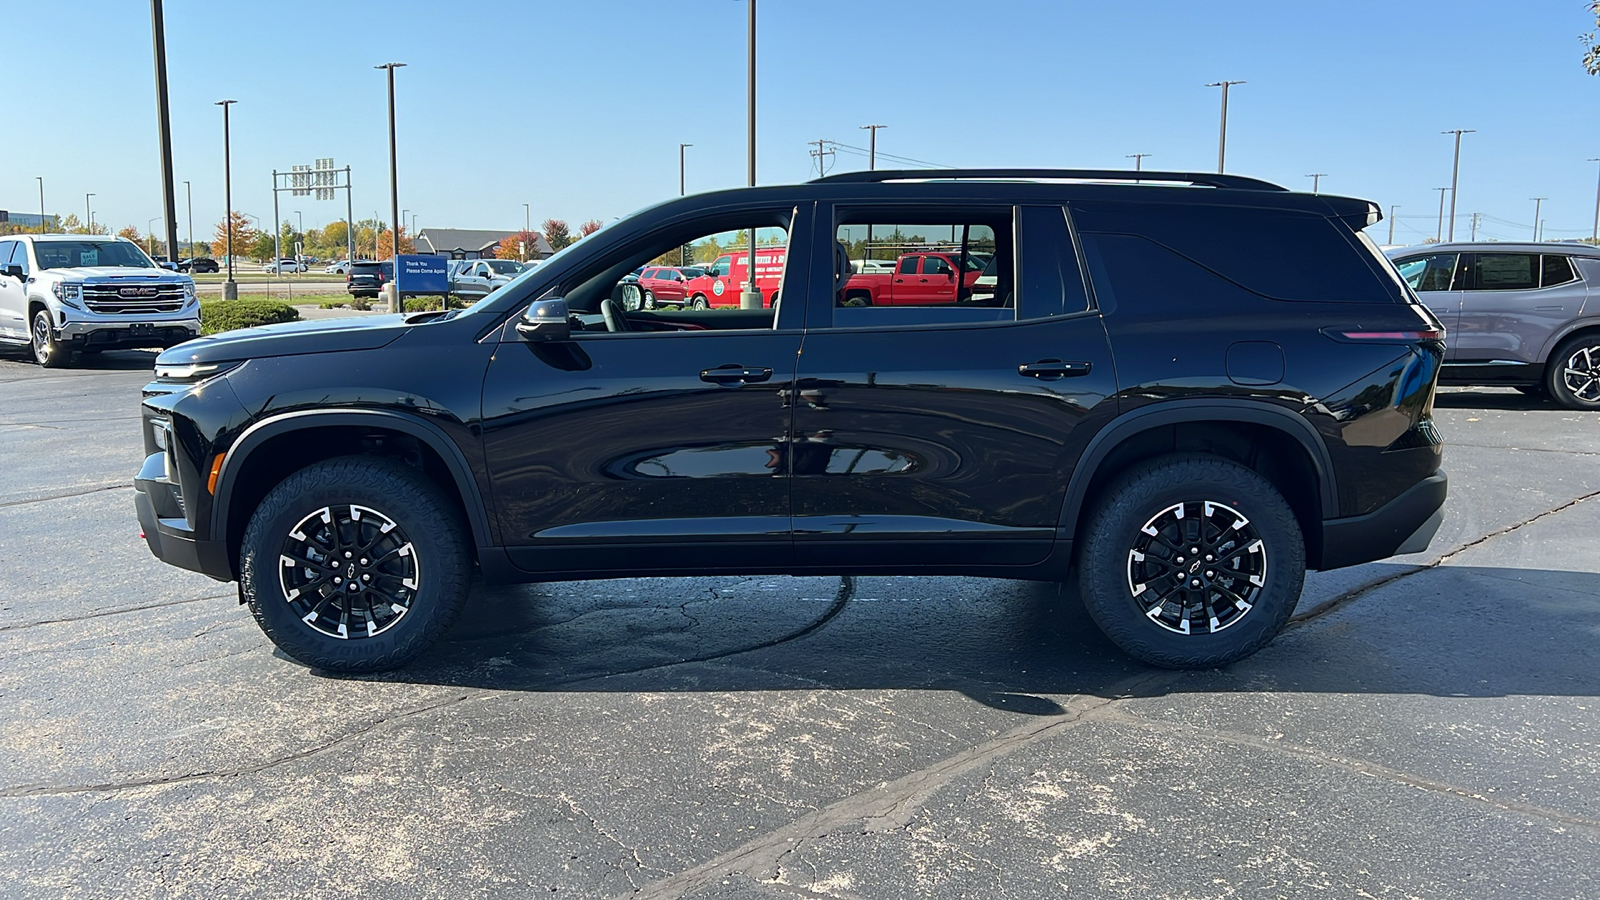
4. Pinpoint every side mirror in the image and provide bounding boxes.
[3,264,23,281]
[515,297,571,342]
[159,261,178,271]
